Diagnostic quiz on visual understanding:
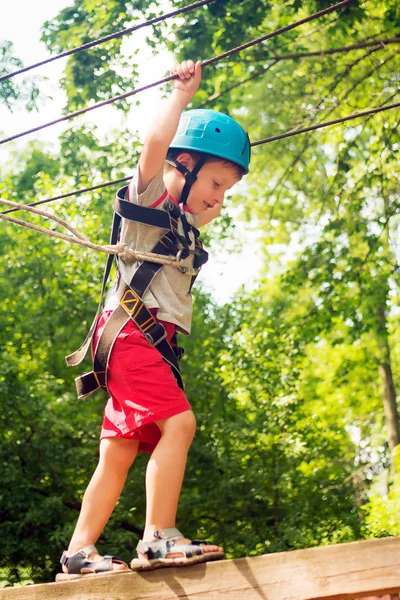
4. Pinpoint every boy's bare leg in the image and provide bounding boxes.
[141,410,223,557]
[64,437,139,572]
